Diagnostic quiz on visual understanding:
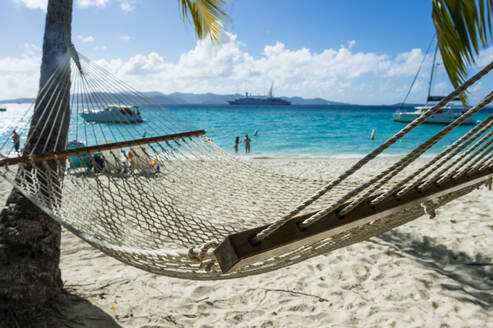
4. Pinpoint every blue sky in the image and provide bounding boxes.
[1,0,492,104]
